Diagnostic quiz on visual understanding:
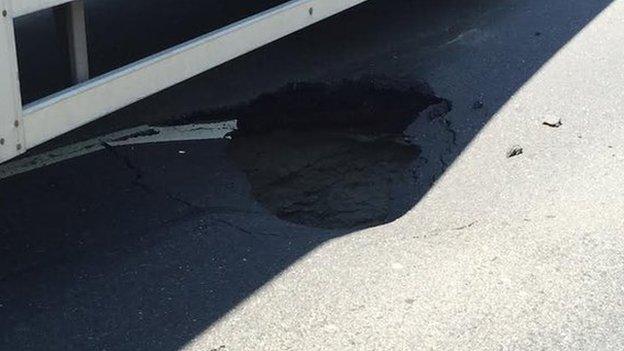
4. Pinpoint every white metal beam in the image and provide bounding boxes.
[54,0,90,83]
[0,0,25,161]
[23,0,369,148]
